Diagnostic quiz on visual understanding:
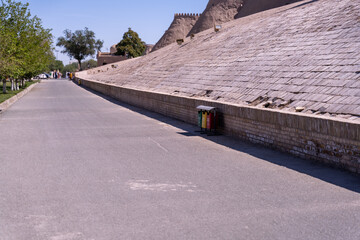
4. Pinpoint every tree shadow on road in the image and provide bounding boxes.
[78,82,360,194]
